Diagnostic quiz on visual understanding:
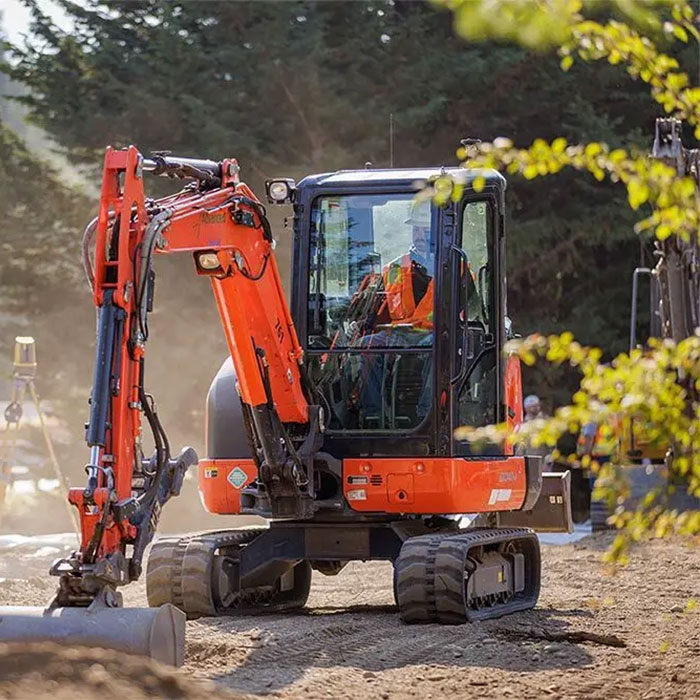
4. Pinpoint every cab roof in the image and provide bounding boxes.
[296,167,505,191]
